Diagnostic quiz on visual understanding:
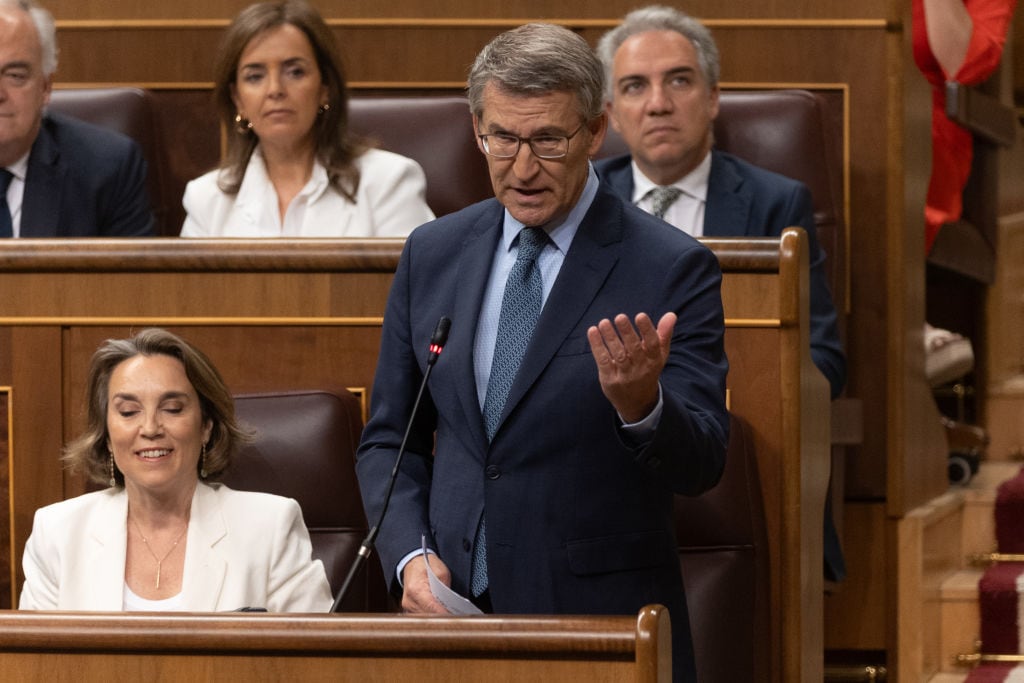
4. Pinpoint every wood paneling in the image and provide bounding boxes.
[825,501,888,650]
[0,390,9,608]
[50,22,891,88]
[44,1,890,21]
